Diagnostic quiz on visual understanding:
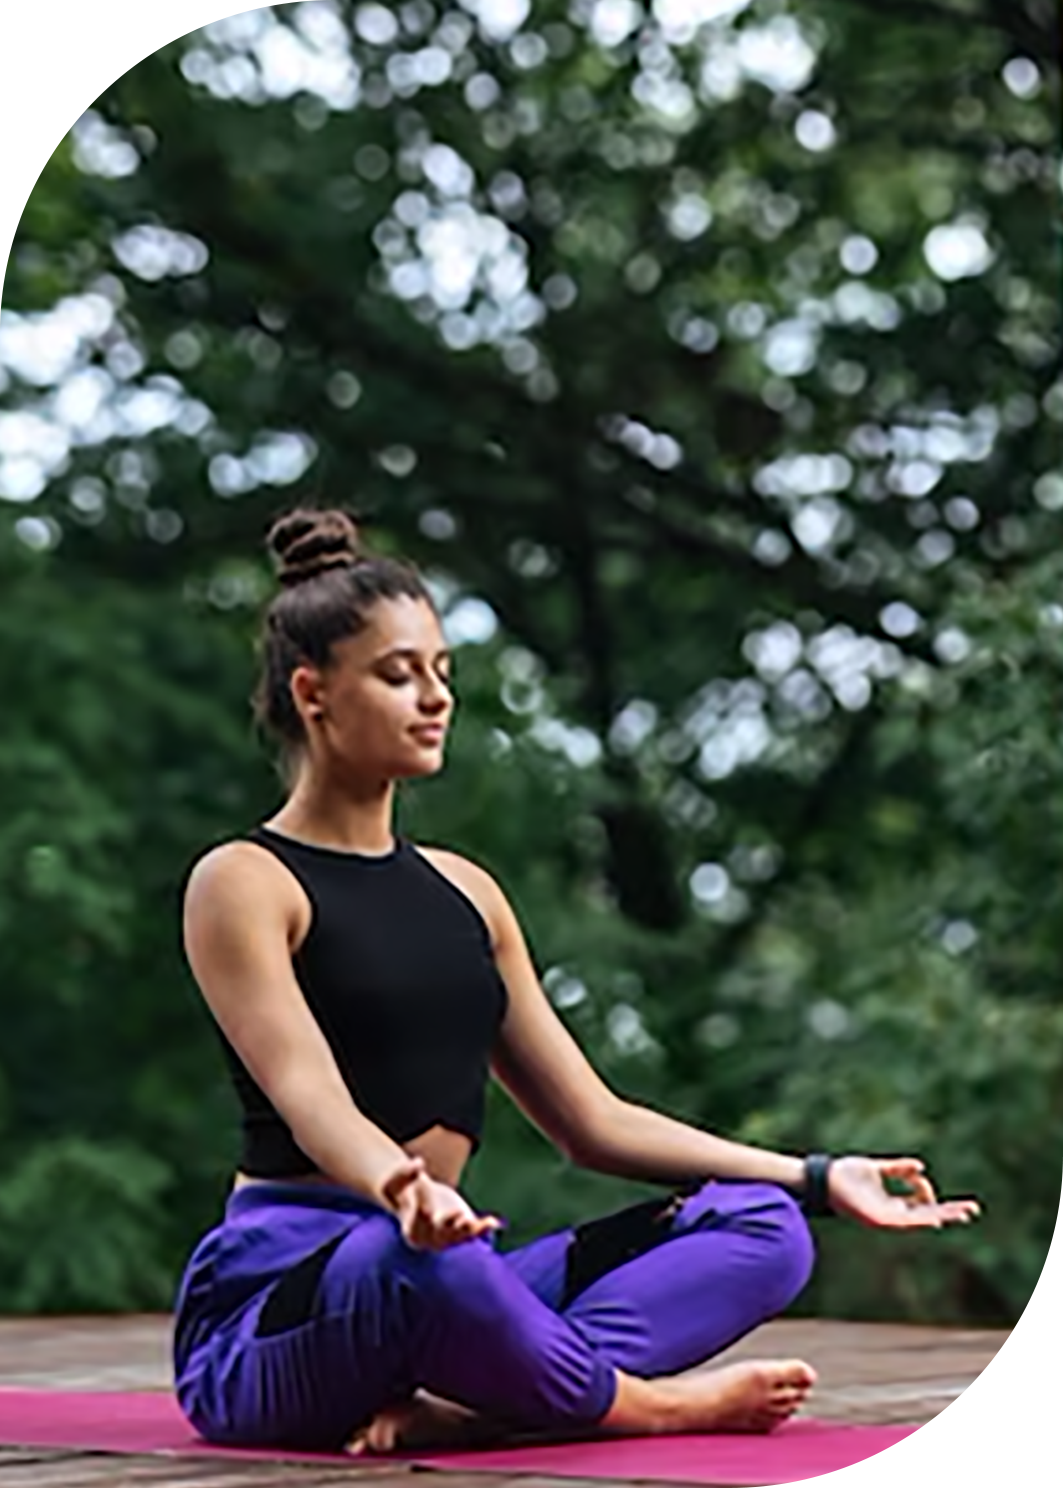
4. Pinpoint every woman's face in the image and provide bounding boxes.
[292,595,453,781]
